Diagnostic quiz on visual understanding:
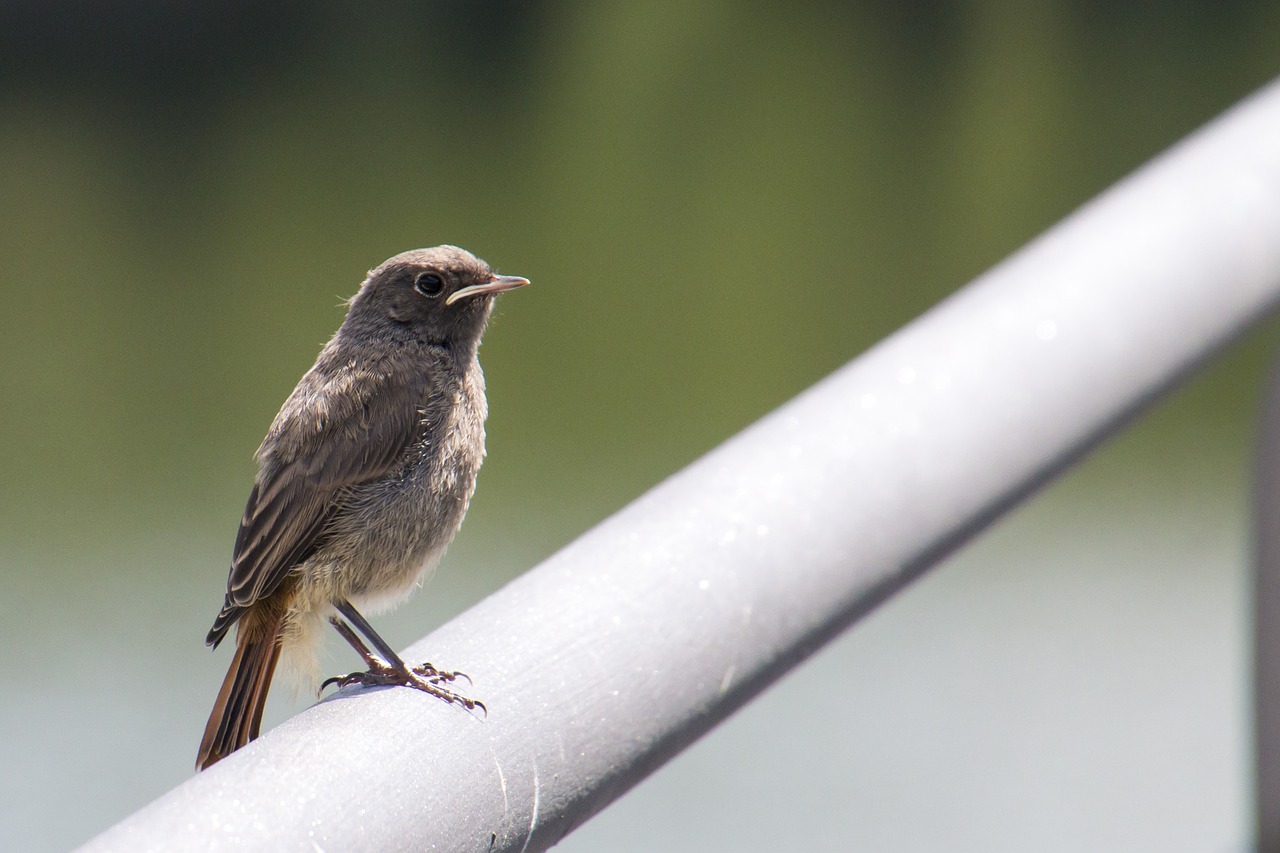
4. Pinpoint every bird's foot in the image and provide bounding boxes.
[321,659,485,715]
[411,661,472,687]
